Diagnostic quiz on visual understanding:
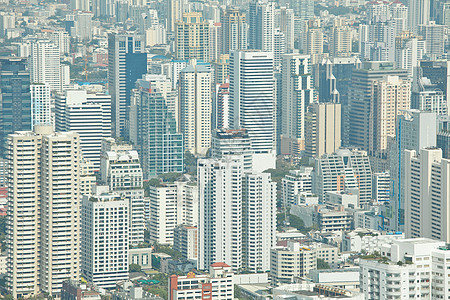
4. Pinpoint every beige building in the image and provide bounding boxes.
[330,18,352,57]
[270,242,317,283]
[176,12,210,61]
[221,8,247,55]
[179,62,212,155]
[6,125,81,298]
[306,19,324,64]
[369,75,411,158]
[305,102,341,158]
